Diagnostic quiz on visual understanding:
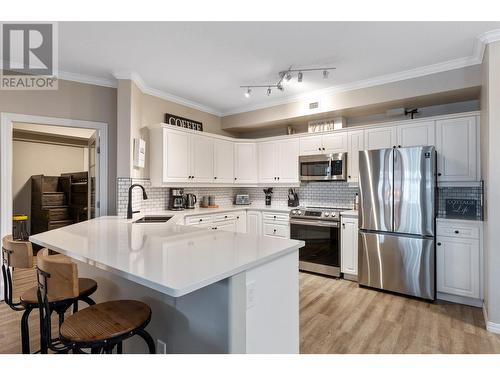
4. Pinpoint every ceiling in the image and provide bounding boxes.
[58,22,500,115]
